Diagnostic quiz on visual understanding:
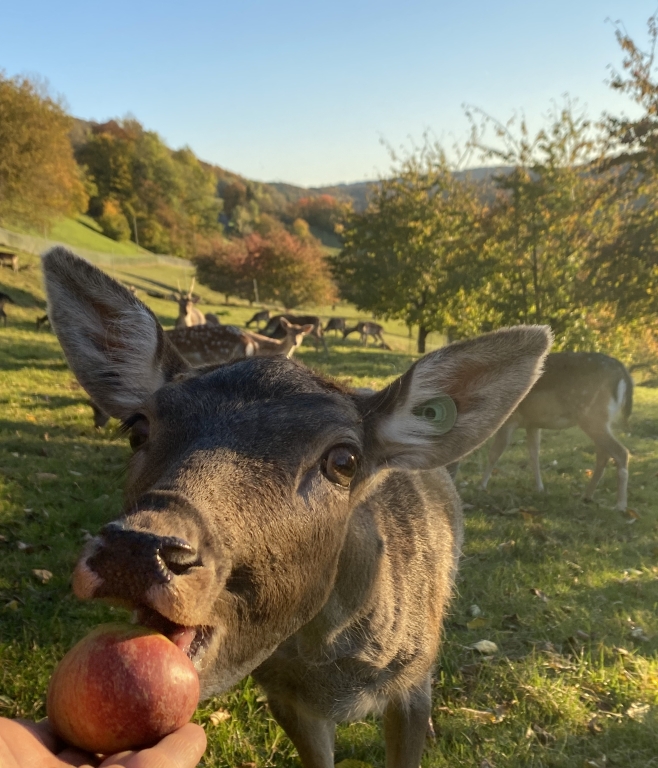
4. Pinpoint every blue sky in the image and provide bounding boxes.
[3,1,655,186]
